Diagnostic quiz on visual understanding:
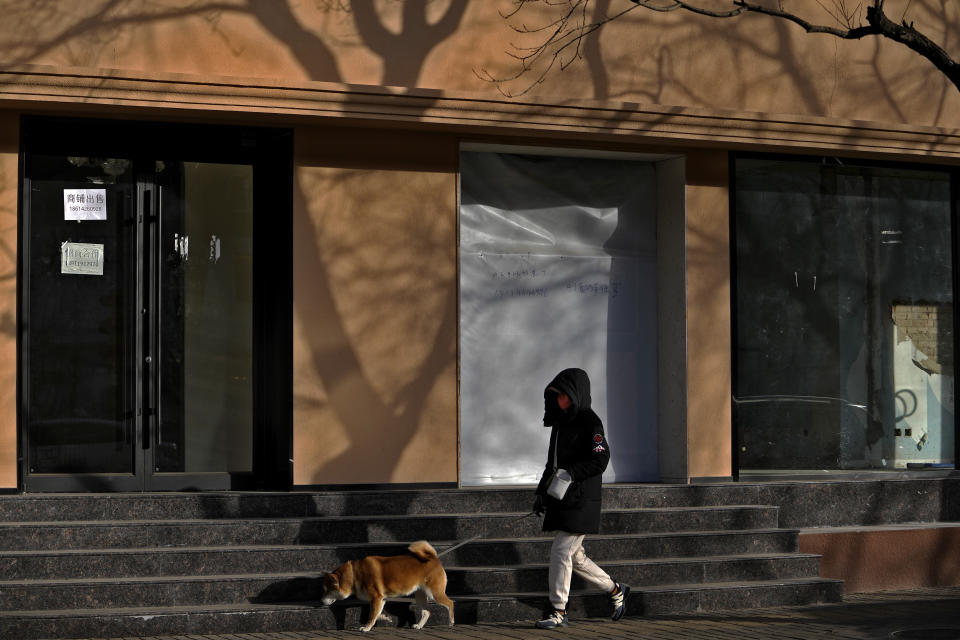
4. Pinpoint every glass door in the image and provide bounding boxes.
[24,155,140,490]
[152,161,254,486]
[23,154,255,491]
